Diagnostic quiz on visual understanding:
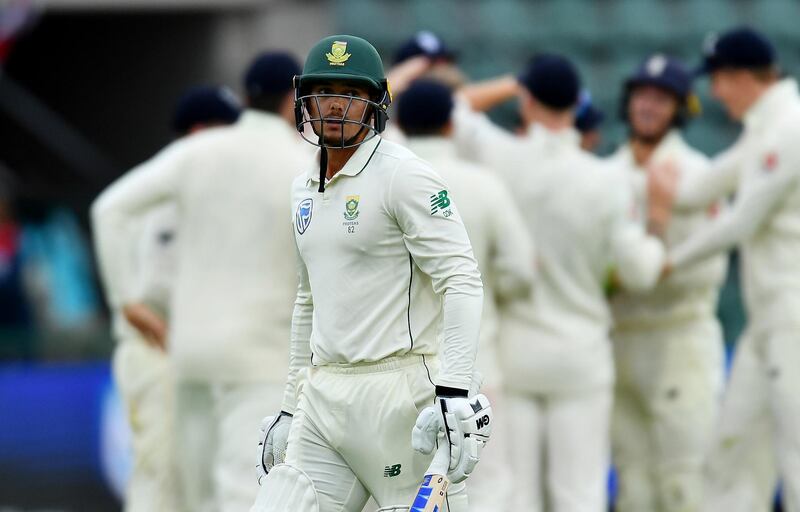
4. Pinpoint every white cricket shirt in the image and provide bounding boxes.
[670,79,800,330]
[281,135,483,413]
[608,131,727,329]
[92,111,309,382]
